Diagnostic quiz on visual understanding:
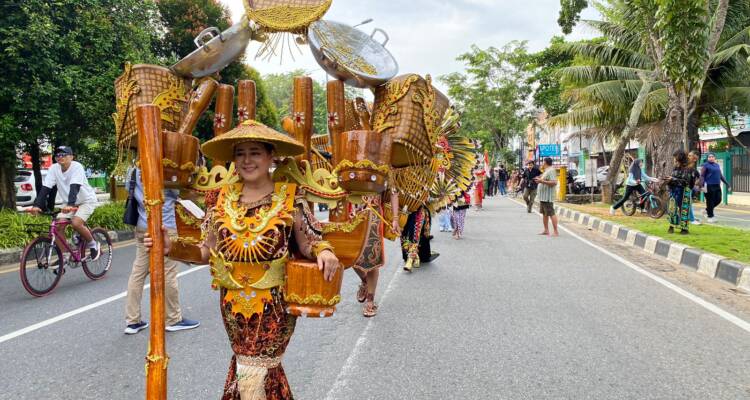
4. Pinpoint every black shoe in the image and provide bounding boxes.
[668,226,674,234]
[427,252,440,263]
[680,229,689,235]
